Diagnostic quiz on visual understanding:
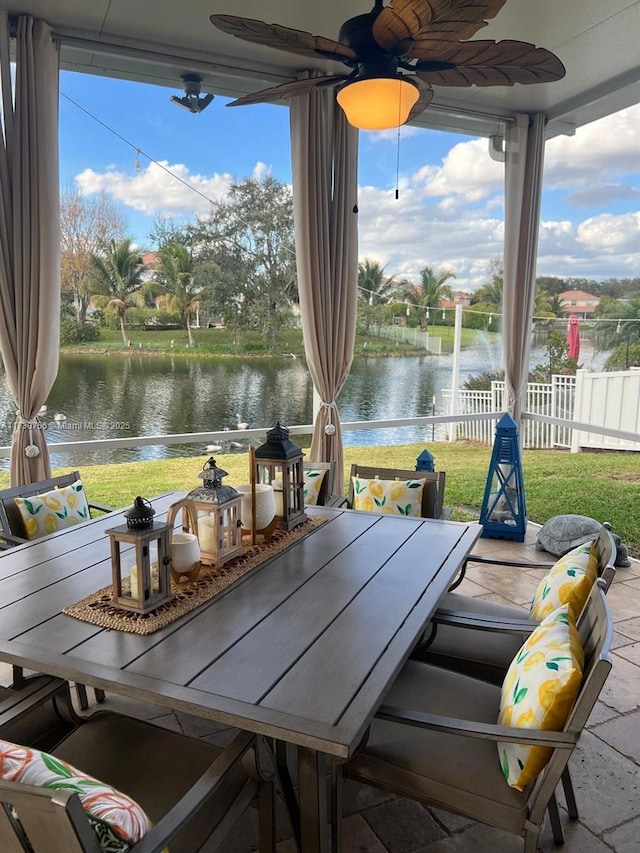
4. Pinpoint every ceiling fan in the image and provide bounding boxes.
[210,0,565,130]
